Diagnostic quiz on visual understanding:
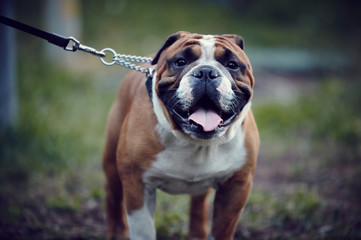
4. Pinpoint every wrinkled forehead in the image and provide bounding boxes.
[167,34,247,62]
